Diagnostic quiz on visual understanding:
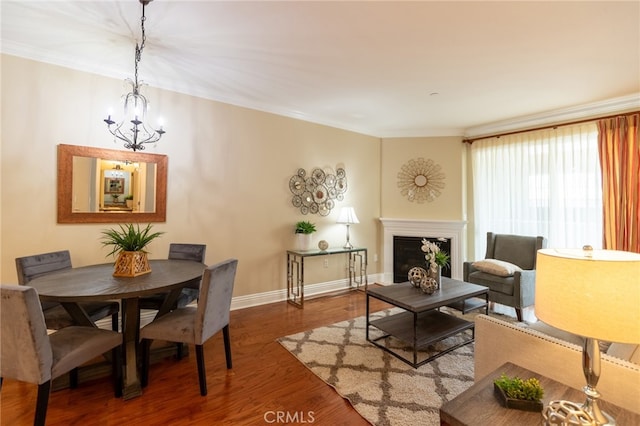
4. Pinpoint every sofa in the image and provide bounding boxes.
[474,314,640,414]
